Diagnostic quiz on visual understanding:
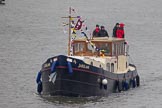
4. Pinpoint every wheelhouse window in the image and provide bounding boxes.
[111,63,114,72]
[95,42,111,56]
[74,42,84,53]
[106,63,110,72]
[112,42,125,56]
